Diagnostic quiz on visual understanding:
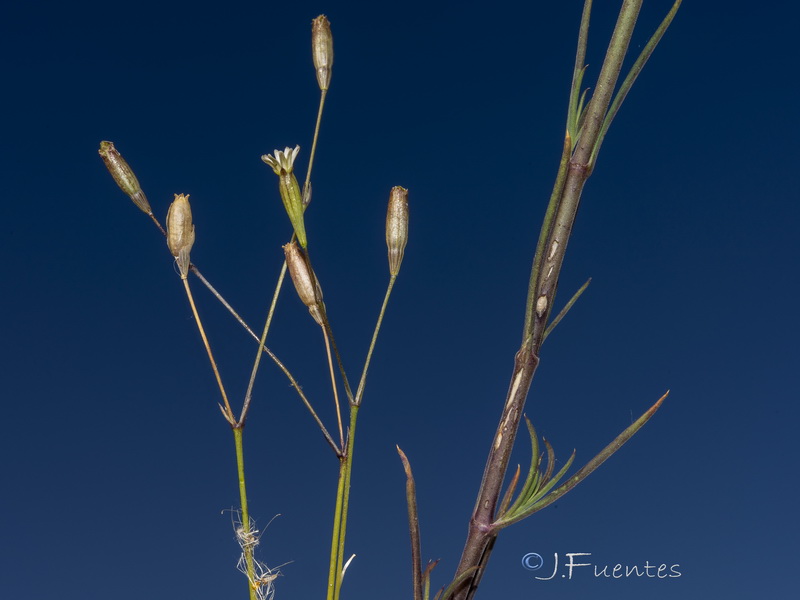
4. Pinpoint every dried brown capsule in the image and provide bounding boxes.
[166,194,195,278]
[283,242,326,325]
[98,141,151,214]
[311,15,333,91]
[386,186,409,276]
